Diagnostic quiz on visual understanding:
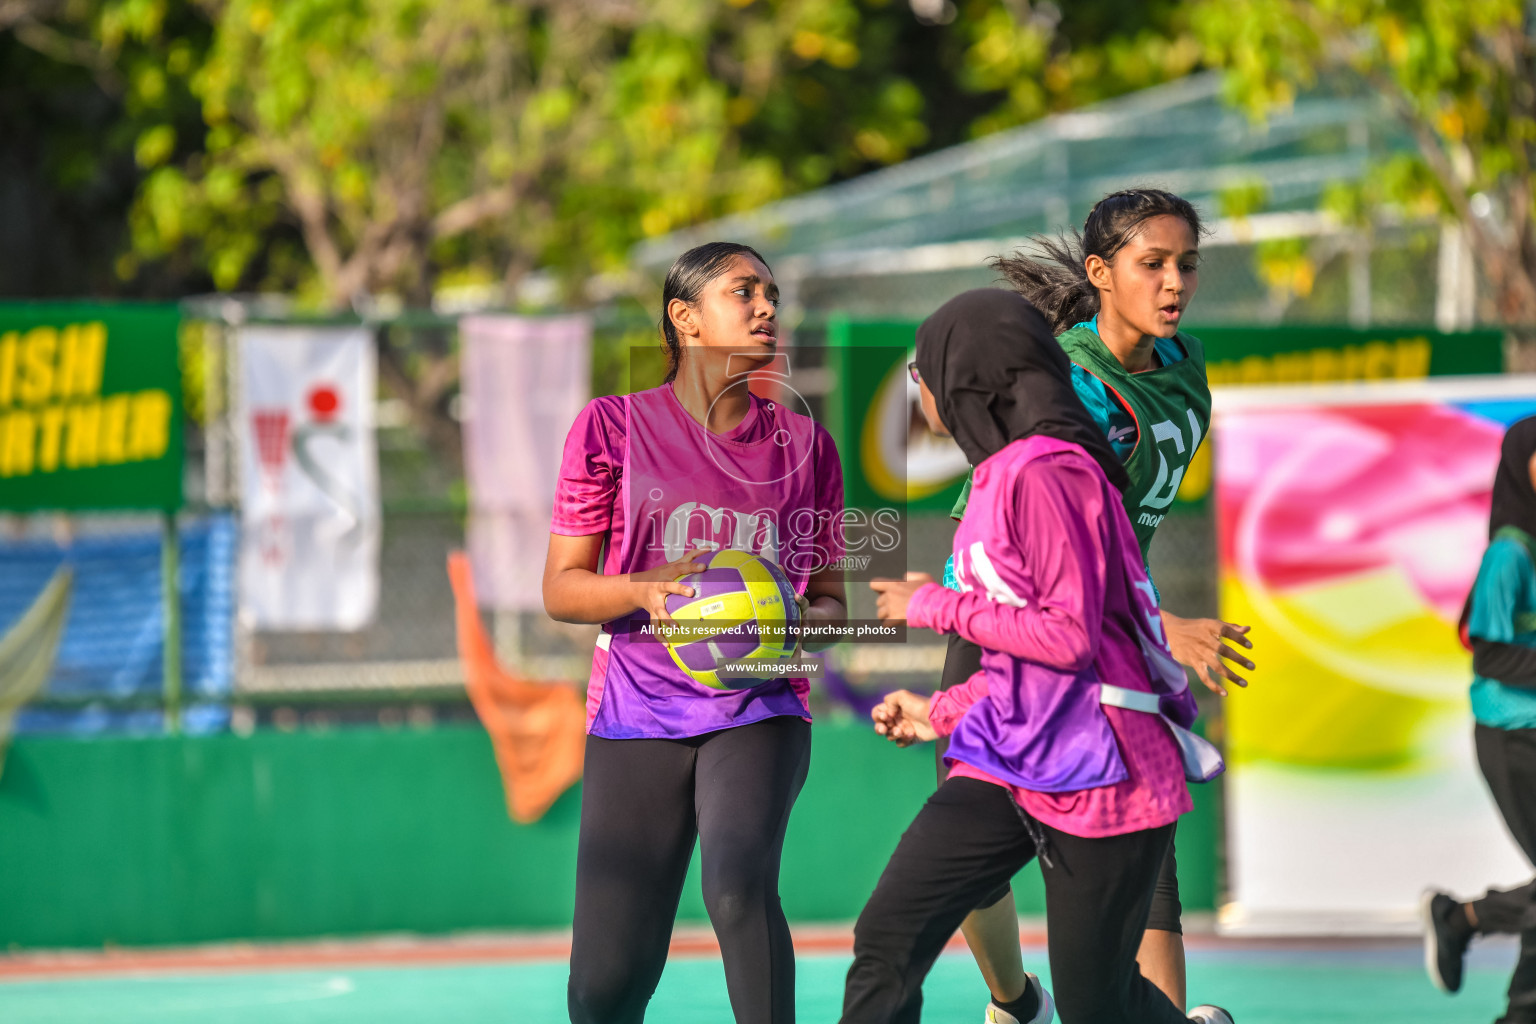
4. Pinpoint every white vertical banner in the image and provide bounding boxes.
[238,325,380,631]
[460,315,591,610]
